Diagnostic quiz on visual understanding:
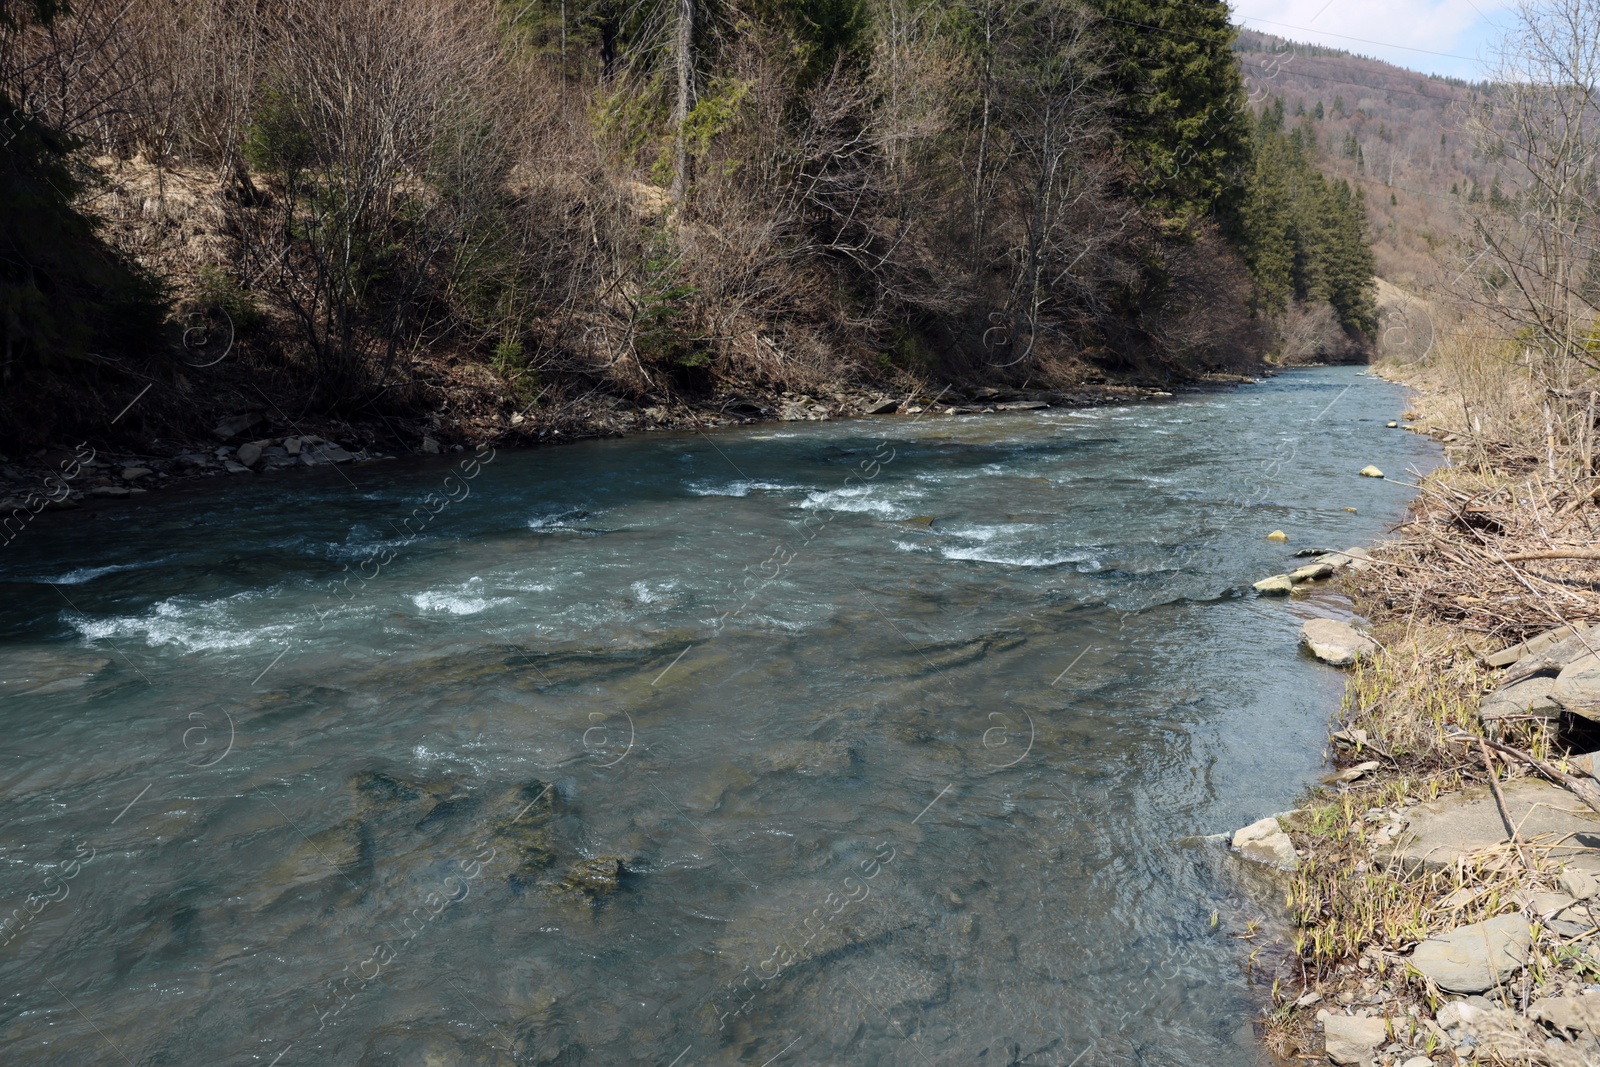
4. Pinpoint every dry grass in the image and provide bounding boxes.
[1257,321,1600,1064]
